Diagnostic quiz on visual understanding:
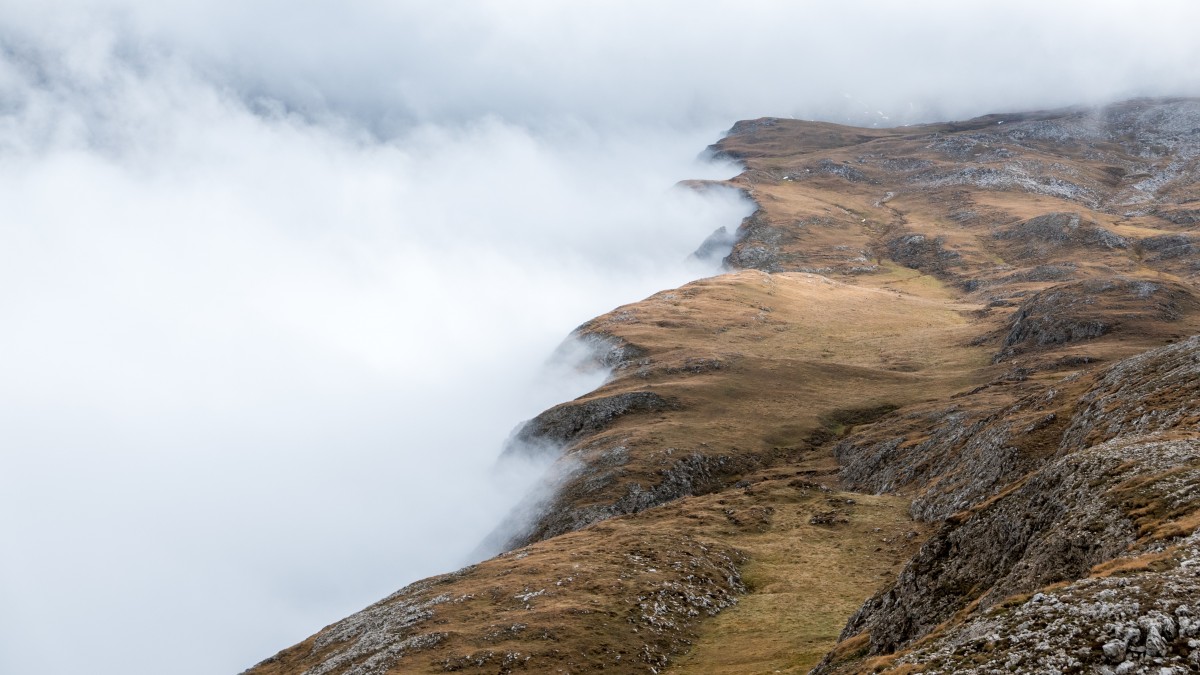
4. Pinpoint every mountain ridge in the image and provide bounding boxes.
[244,97,1200,675]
